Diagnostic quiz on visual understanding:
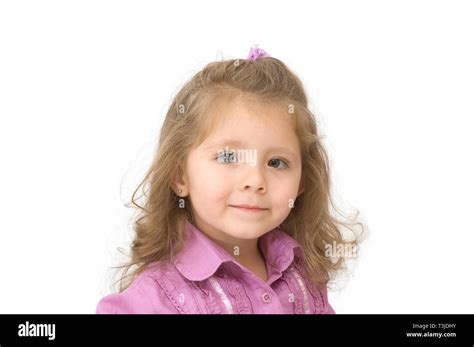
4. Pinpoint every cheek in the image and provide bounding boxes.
[270,176,301,210]
[188,159,231,203]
